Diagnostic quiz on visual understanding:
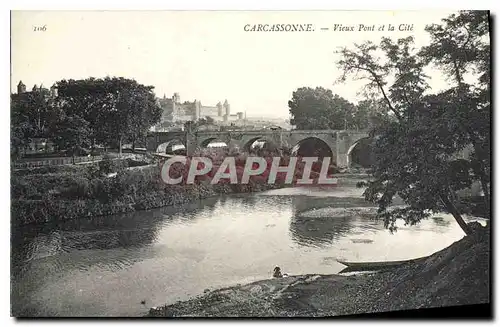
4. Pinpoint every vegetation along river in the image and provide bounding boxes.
[11,176,486,317]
